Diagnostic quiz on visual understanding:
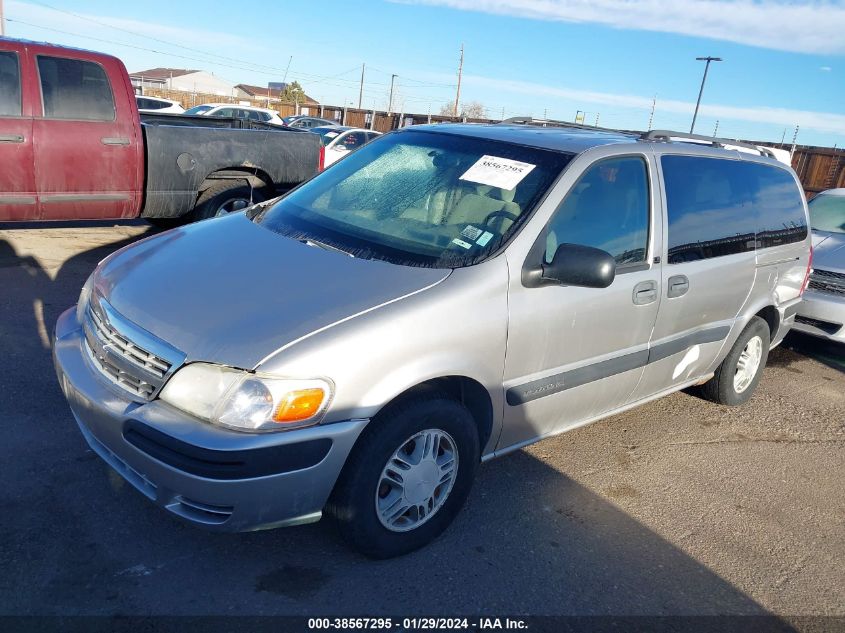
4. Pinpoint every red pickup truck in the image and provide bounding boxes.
[0,38,319,223]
